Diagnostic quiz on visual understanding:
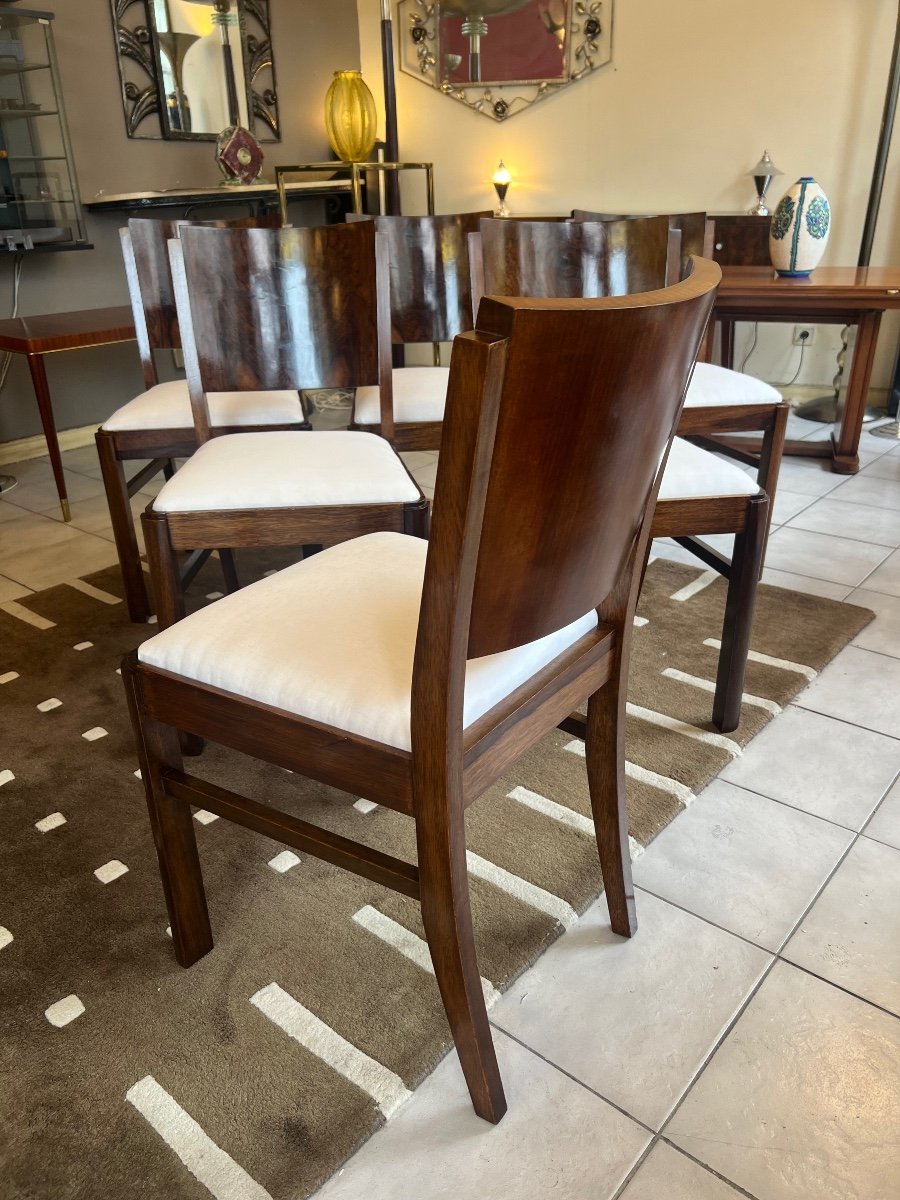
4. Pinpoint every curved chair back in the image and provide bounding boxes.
[572,209,713,283]
[471,216,670,312]
[170,220,391,441]
[348,212,491,345]
[416,258,721,667]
